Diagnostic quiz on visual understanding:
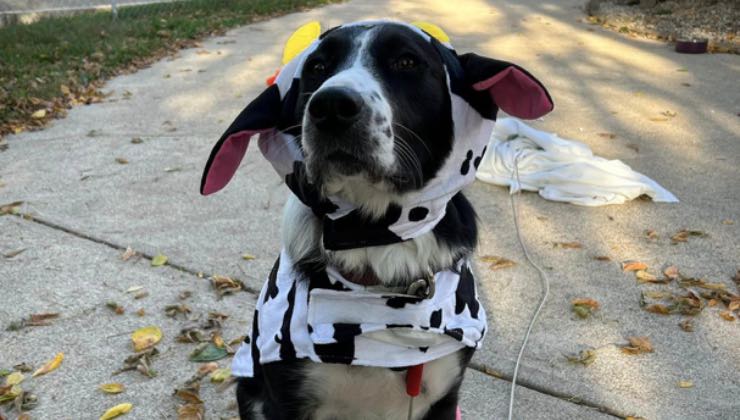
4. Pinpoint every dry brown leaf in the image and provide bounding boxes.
[663,266,679,280]
[177,403,204,420]
[621,336,653,355]
[121,247,136,261]
[593,255,611,262]
[0,201,24,216]
[645,304,671,315]
[32,352,63,377]
[115,157,129,165]
[210,275,243,297]
[644,229,658,240]
[480,255,517,270]
[622,261,648,272]
[106,301,125,315]
[719,311,736,321]
[597,132,616,139]
[135,309,146,317]
[27,312,60,326]
[553,241,582,249]
[679,319,693,332]
[197,362,219,375]
[671,229,707,244]
[565,349,597,366]
[707,299,719,307]
[175,389,203,405]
